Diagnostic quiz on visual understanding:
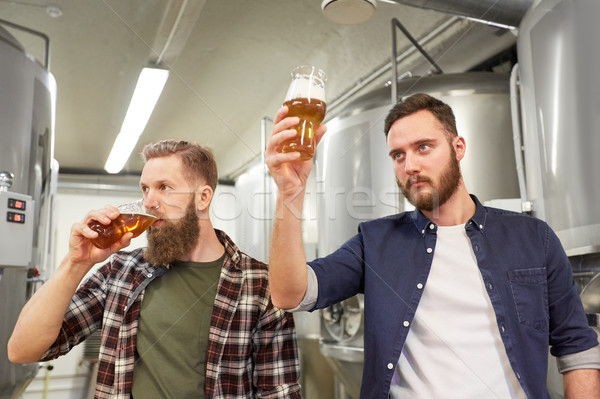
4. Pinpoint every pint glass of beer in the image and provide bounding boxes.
[88,199,157,249]
[281,66,327,160]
